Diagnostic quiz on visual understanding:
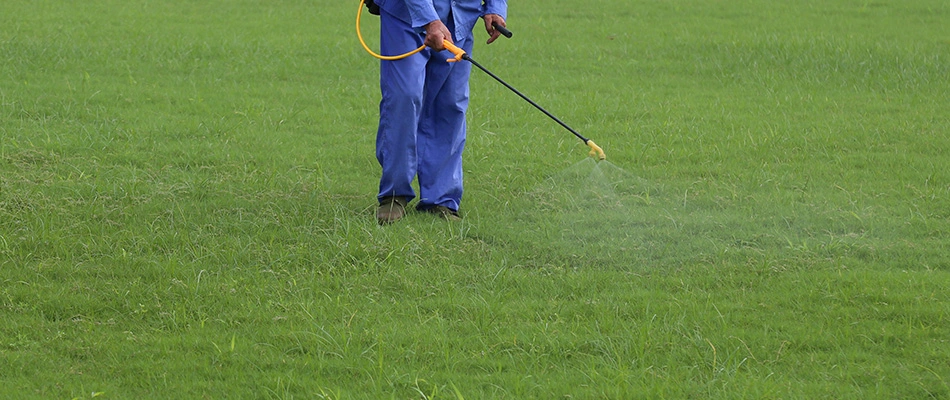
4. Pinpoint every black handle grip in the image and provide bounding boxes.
[492,22,513,38]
